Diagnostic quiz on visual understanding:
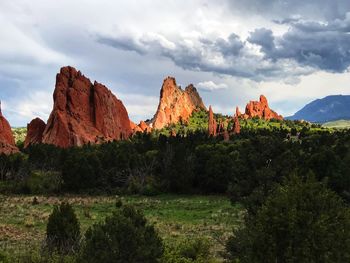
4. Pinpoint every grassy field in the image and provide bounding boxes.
[0,194,243,261]
[323,119,350,129]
